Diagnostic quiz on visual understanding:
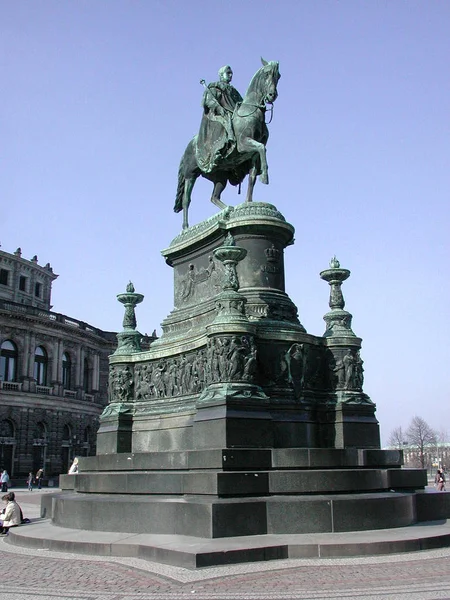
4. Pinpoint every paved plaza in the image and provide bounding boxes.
[2,489,450,600]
